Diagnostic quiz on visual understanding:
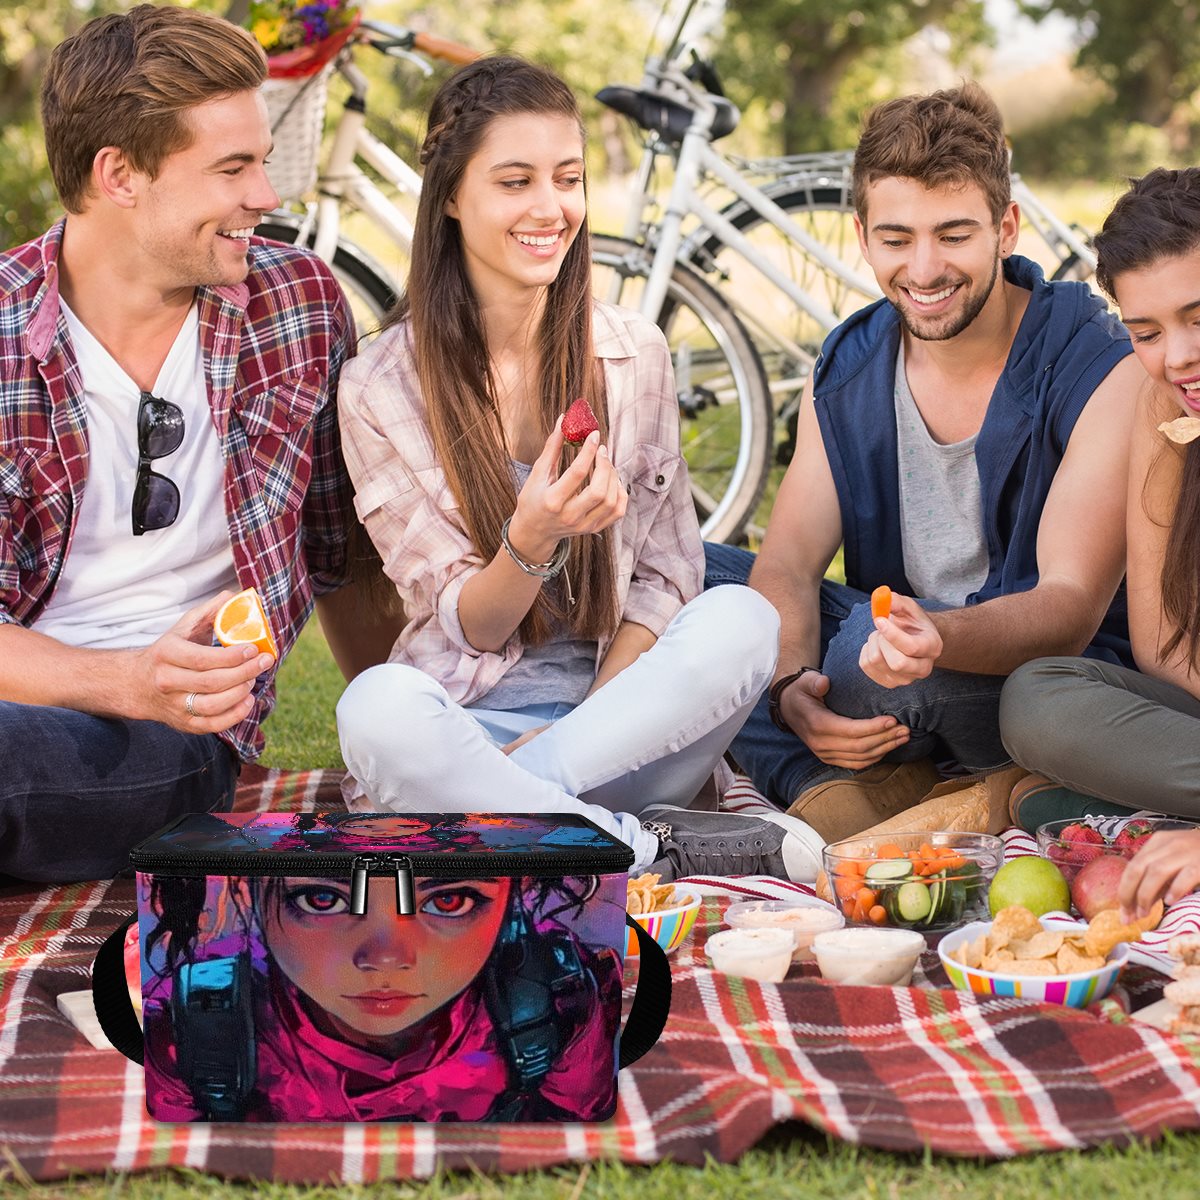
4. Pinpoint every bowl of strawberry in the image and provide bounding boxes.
[1037,816,1198,884]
